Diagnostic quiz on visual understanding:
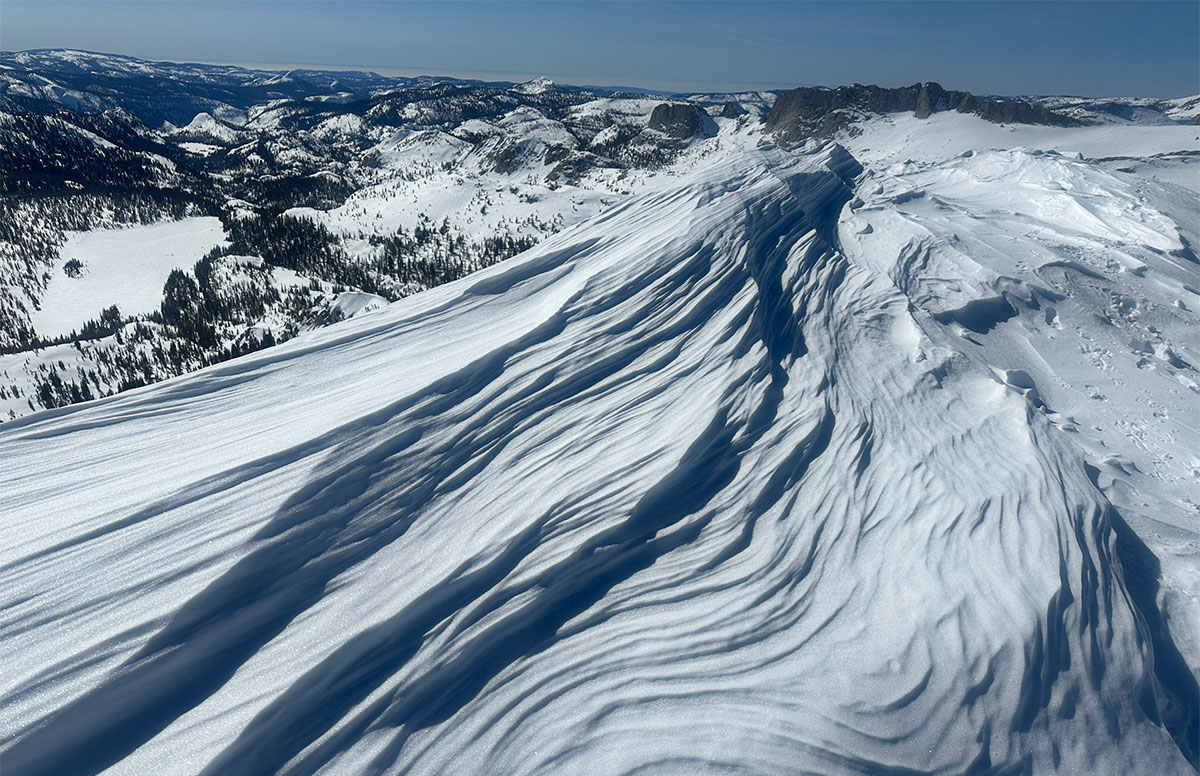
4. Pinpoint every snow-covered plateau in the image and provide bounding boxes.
[1,52,1199,776]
